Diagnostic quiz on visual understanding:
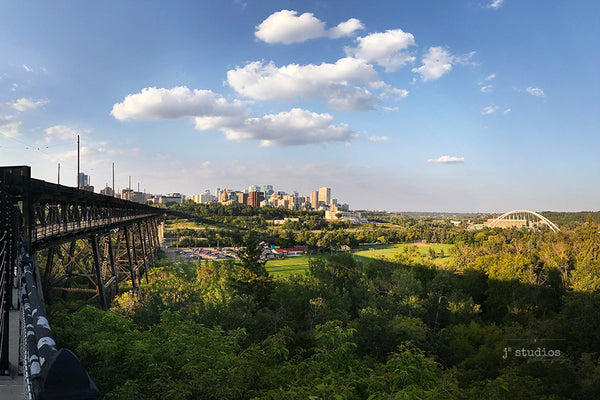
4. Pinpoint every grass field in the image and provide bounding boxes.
[266,243,455,277]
